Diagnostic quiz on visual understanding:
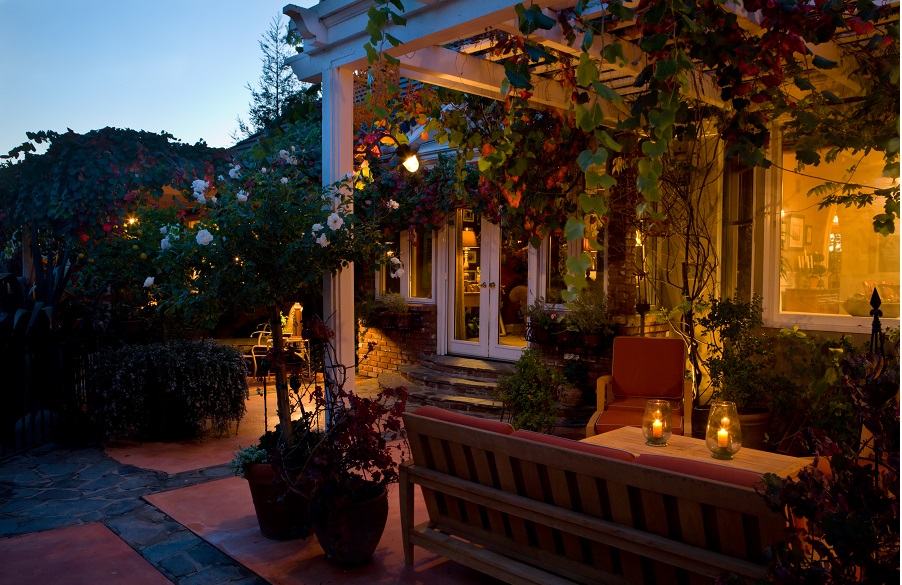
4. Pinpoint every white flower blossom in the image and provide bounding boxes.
[160,237,171,250]
[236,190,248,202]
[210,196,217,204]
[291,145,296,152]
[327,212,344,231]
[280,177,289,185]
[228,165,241,179]
[312,223,323,233]
[160,226,167,235]
[192,179,209,194]
[391,269,405,279]
[288,156,298,165]
[261,167,267,174]
[316,234,329,247]
[386,199,400,209]
[279,149,290,160]
[217,174,225,181]
[390,257,401,265]
[143,277,154,288]
[196,229,213,246]
[195,193,206,205]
